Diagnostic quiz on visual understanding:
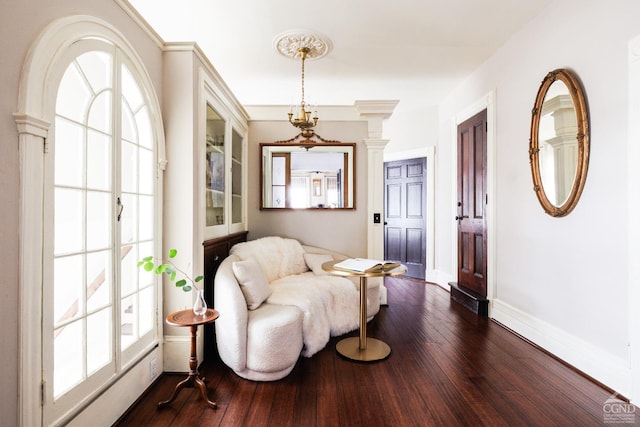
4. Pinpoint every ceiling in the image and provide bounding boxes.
[128,0,553,111]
